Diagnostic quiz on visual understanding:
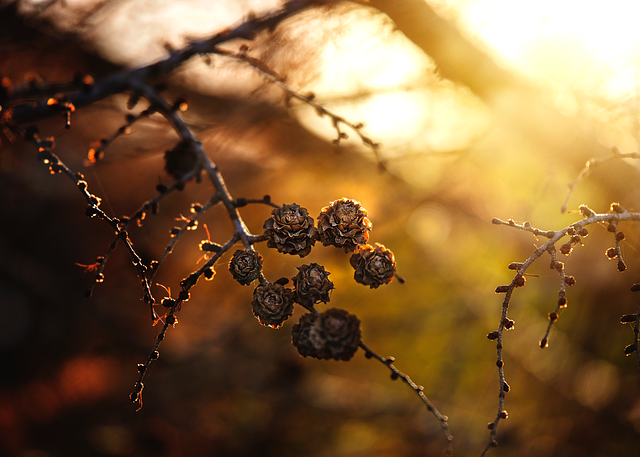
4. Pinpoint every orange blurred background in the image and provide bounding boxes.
[2,1,640,456]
